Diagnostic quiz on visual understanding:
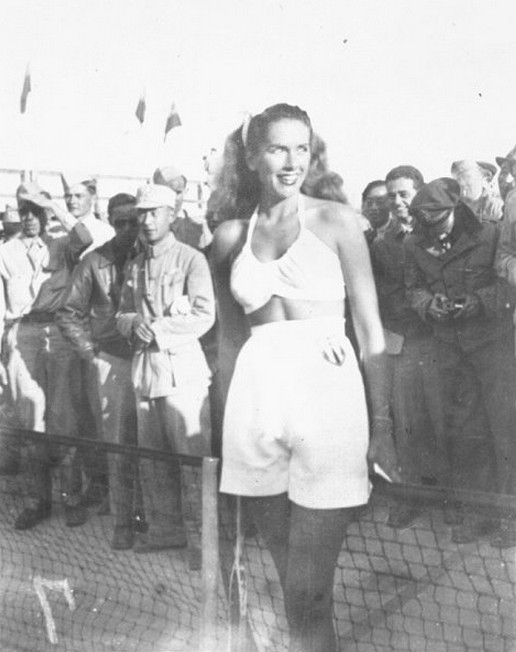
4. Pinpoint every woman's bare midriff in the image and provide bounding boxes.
[246,296,345,327]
